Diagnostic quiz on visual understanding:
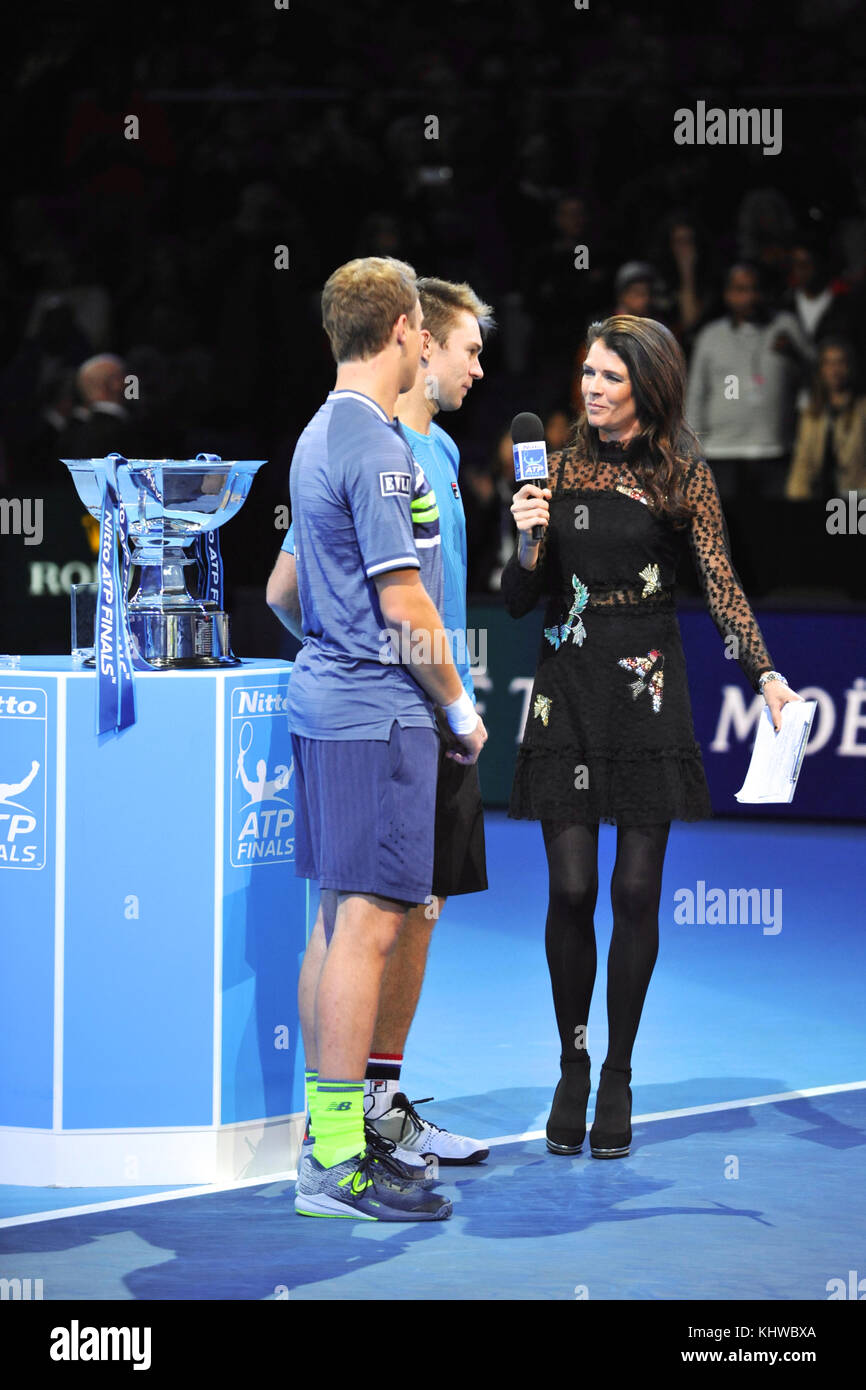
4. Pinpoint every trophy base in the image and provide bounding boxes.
[129,608,239,669]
